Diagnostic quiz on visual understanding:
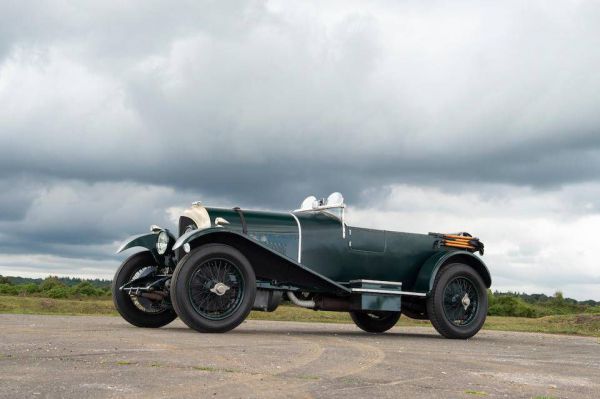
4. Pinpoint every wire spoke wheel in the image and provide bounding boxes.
[442,276,479,327]
[171,244,256,333]
[427,263,488,339]
[128,266,168,314]
[112,251,177,328]
[188,258,244,321]
[350,310,401,333]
